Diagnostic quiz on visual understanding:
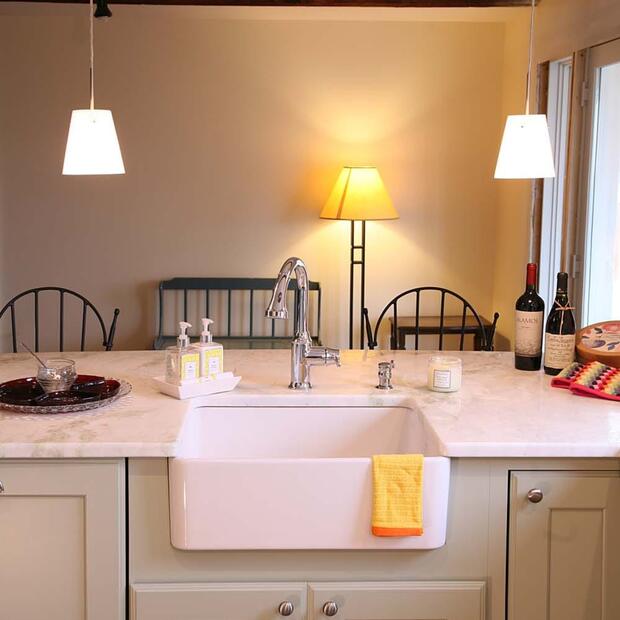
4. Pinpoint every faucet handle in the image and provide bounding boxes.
[325,347,341,367]
[306,346,340,367]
